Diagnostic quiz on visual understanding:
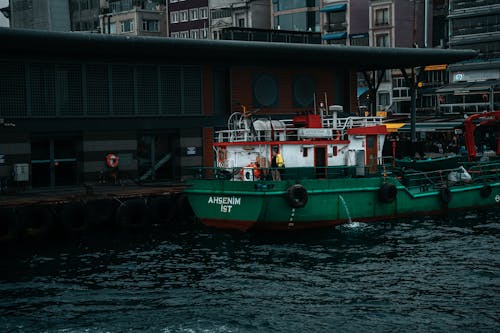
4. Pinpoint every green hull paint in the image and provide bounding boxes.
[185,177,500,231]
